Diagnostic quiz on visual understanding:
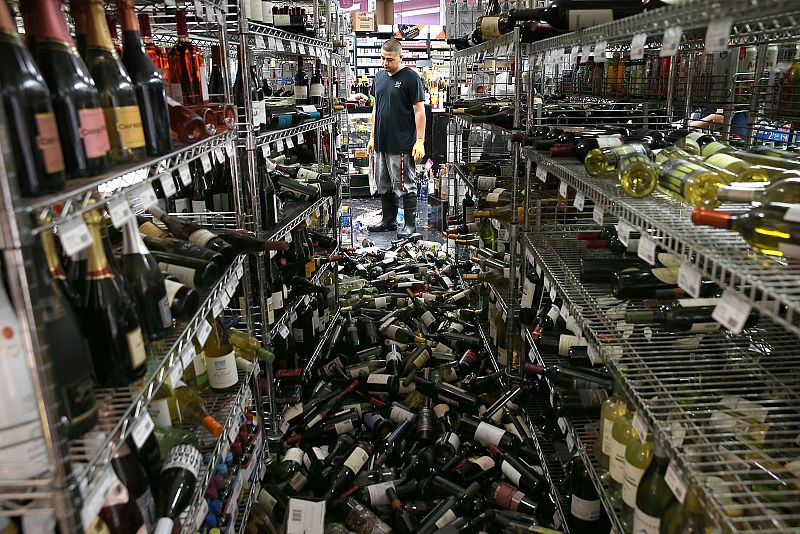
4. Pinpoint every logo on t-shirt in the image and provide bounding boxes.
[395,81,402,89]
